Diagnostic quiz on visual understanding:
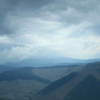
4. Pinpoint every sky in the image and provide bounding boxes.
[0,0,100,64]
